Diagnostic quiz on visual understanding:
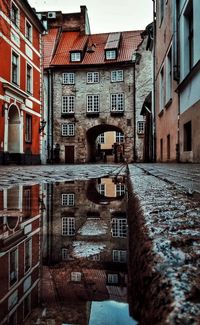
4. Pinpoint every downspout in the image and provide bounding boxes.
[47,69,53,163]
[152,0,156,162]
[176,0,180,162]
[133,63,136,162]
